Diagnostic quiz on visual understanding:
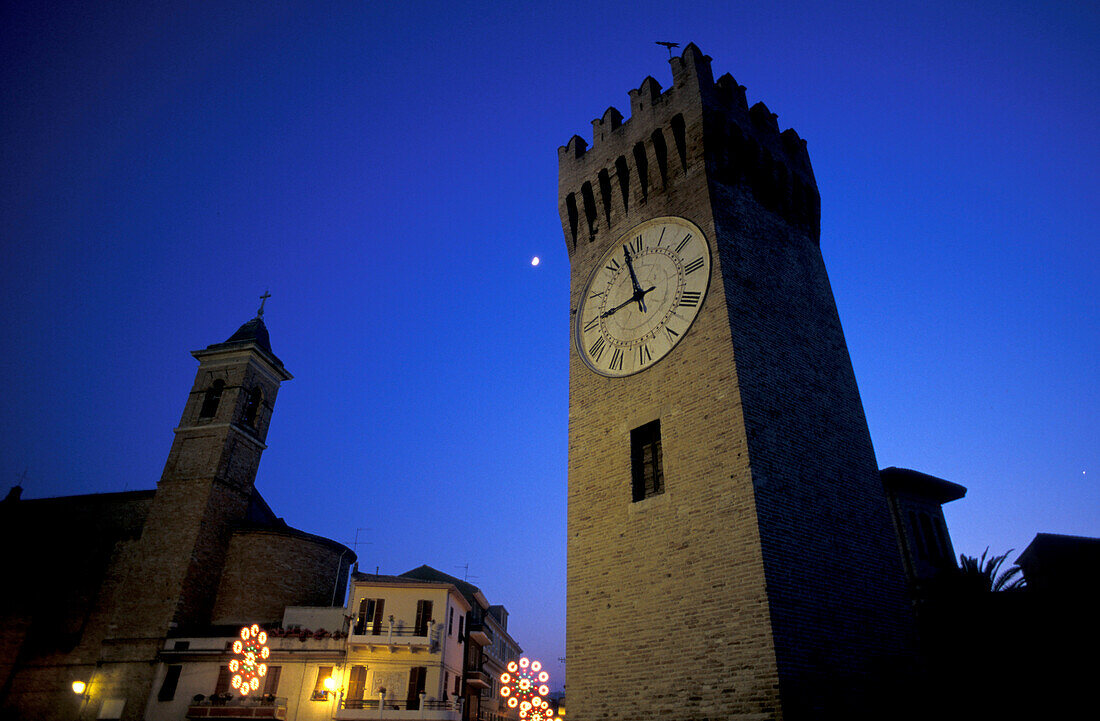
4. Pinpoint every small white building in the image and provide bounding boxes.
[145,606,348,721]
